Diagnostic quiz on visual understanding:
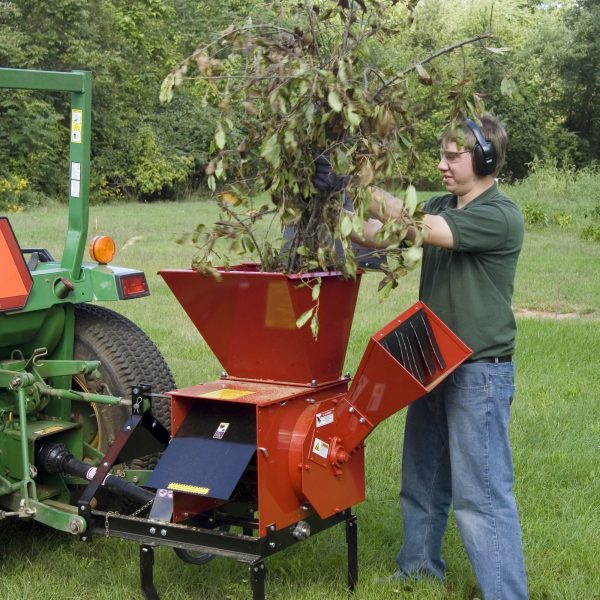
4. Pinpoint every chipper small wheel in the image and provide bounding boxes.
[71,303,174,508]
